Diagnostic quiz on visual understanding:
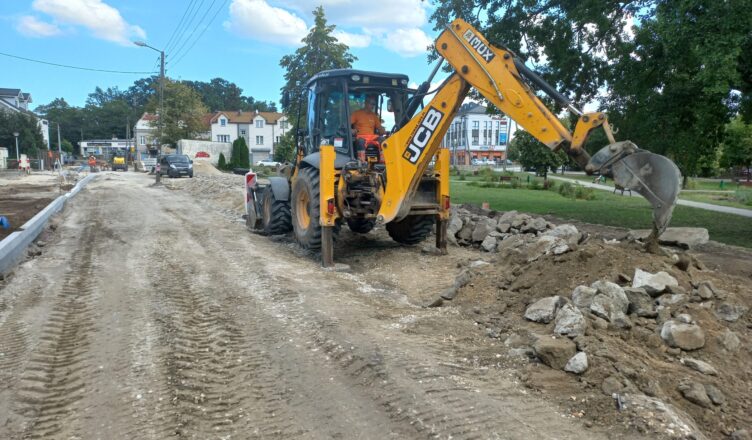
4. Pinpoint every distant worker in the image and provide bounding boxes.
[87,154,96,171]
[351,95,384,136]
